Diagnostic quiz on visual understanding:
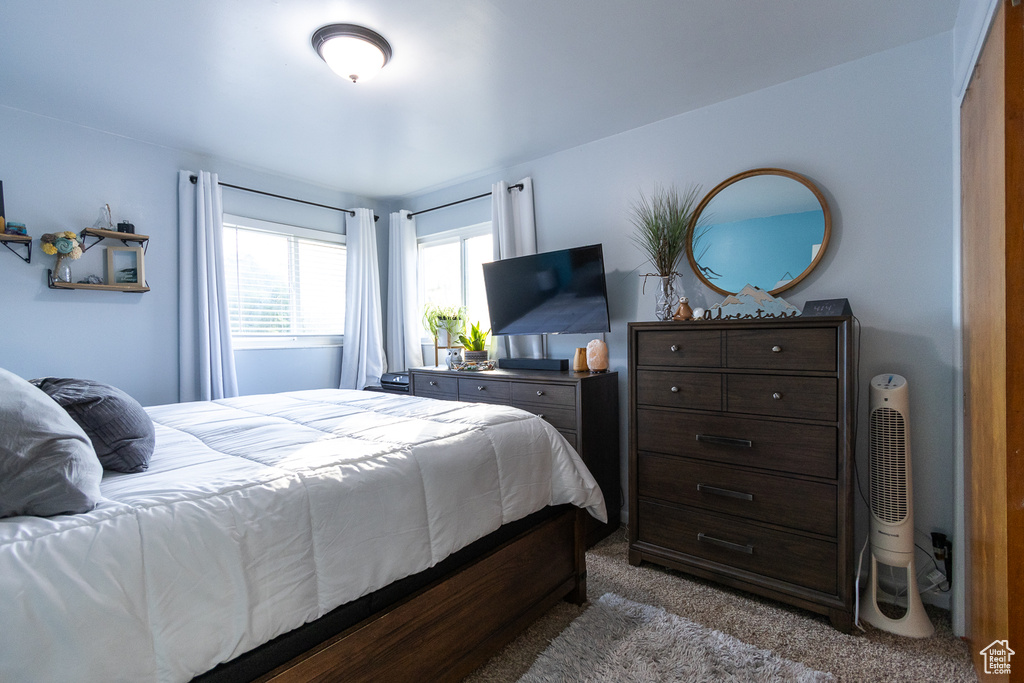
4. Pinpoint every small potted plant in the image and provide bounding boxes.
[459,322,491,363]
[422,304,467,347]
